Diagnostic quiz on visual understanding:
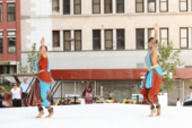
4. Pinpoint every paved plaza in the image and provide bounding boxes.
[0,104,190,128]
